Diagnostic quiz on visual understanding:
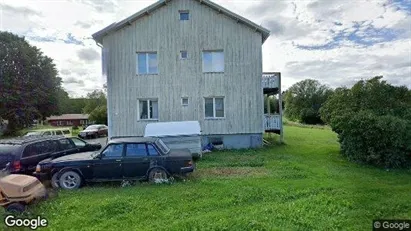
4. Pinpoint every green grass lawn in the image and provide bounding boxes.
[2,126,410,230]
